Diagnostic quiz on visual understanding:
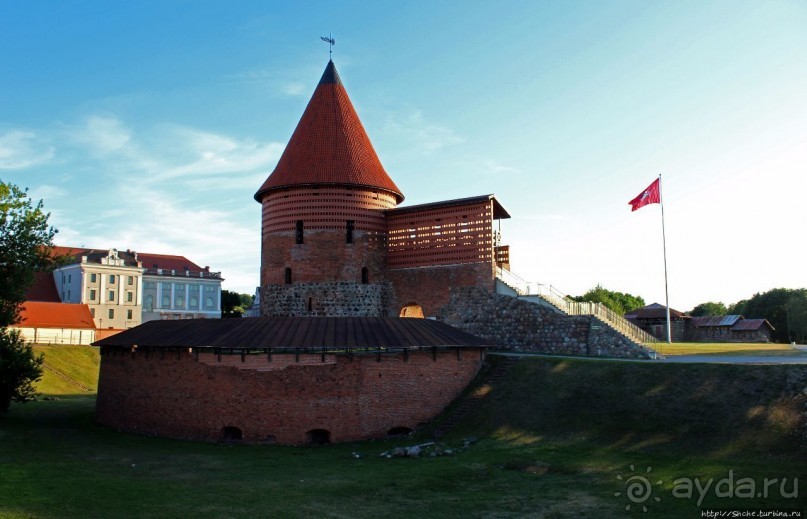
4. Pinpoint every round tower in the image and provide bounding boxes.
[254,61,404,316]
